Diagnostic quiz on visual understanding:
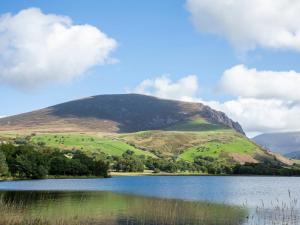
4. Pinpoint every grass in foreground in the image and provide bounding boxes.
[0,191,246,225]
[1,190,299,225]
